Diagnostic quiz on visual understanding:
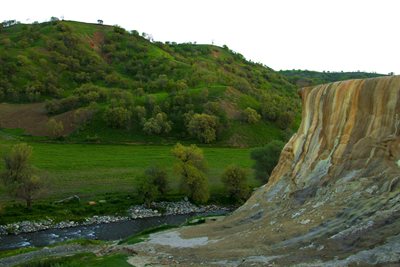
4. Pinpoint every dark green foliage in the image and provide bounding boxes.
[221,165,250,203]
[113,25,125,34]
[103,106,131,128]
[276,111,295,130]
[136,175,159,208]
[279,69,386,87]
[261,94,298,130]
[203,101,227,123]
[242,107,261,124]
[74,83,107,103]
[187,113,219,143]
[137,165,169,207]
[132,105,146,124]
[142,112,172,135]
[108,90,135,109]
[250,140,284,182]
[144,166,169,196]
